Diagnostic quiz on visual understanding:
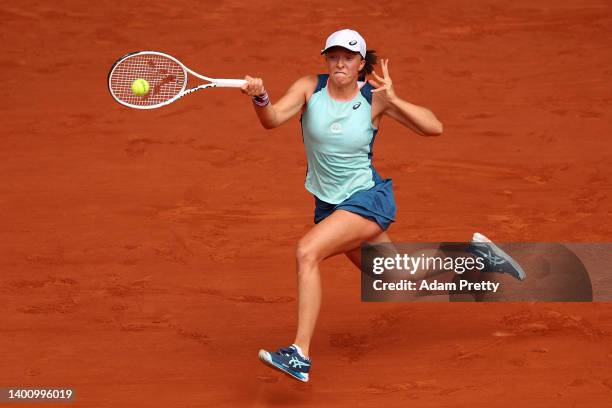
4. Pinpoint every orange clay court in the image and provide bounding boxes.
[1,0,611,407]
